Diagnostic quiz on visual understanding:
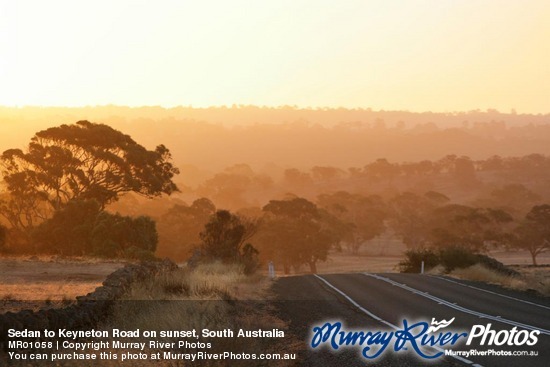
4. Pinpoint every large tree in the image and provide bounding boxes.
[0,121,179,232]
[428,205,513,252]
[317,191,386,254]
[388,191,449,249]
[259,197,342,274]
[199,209,259,262]
[512,204,550,265]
